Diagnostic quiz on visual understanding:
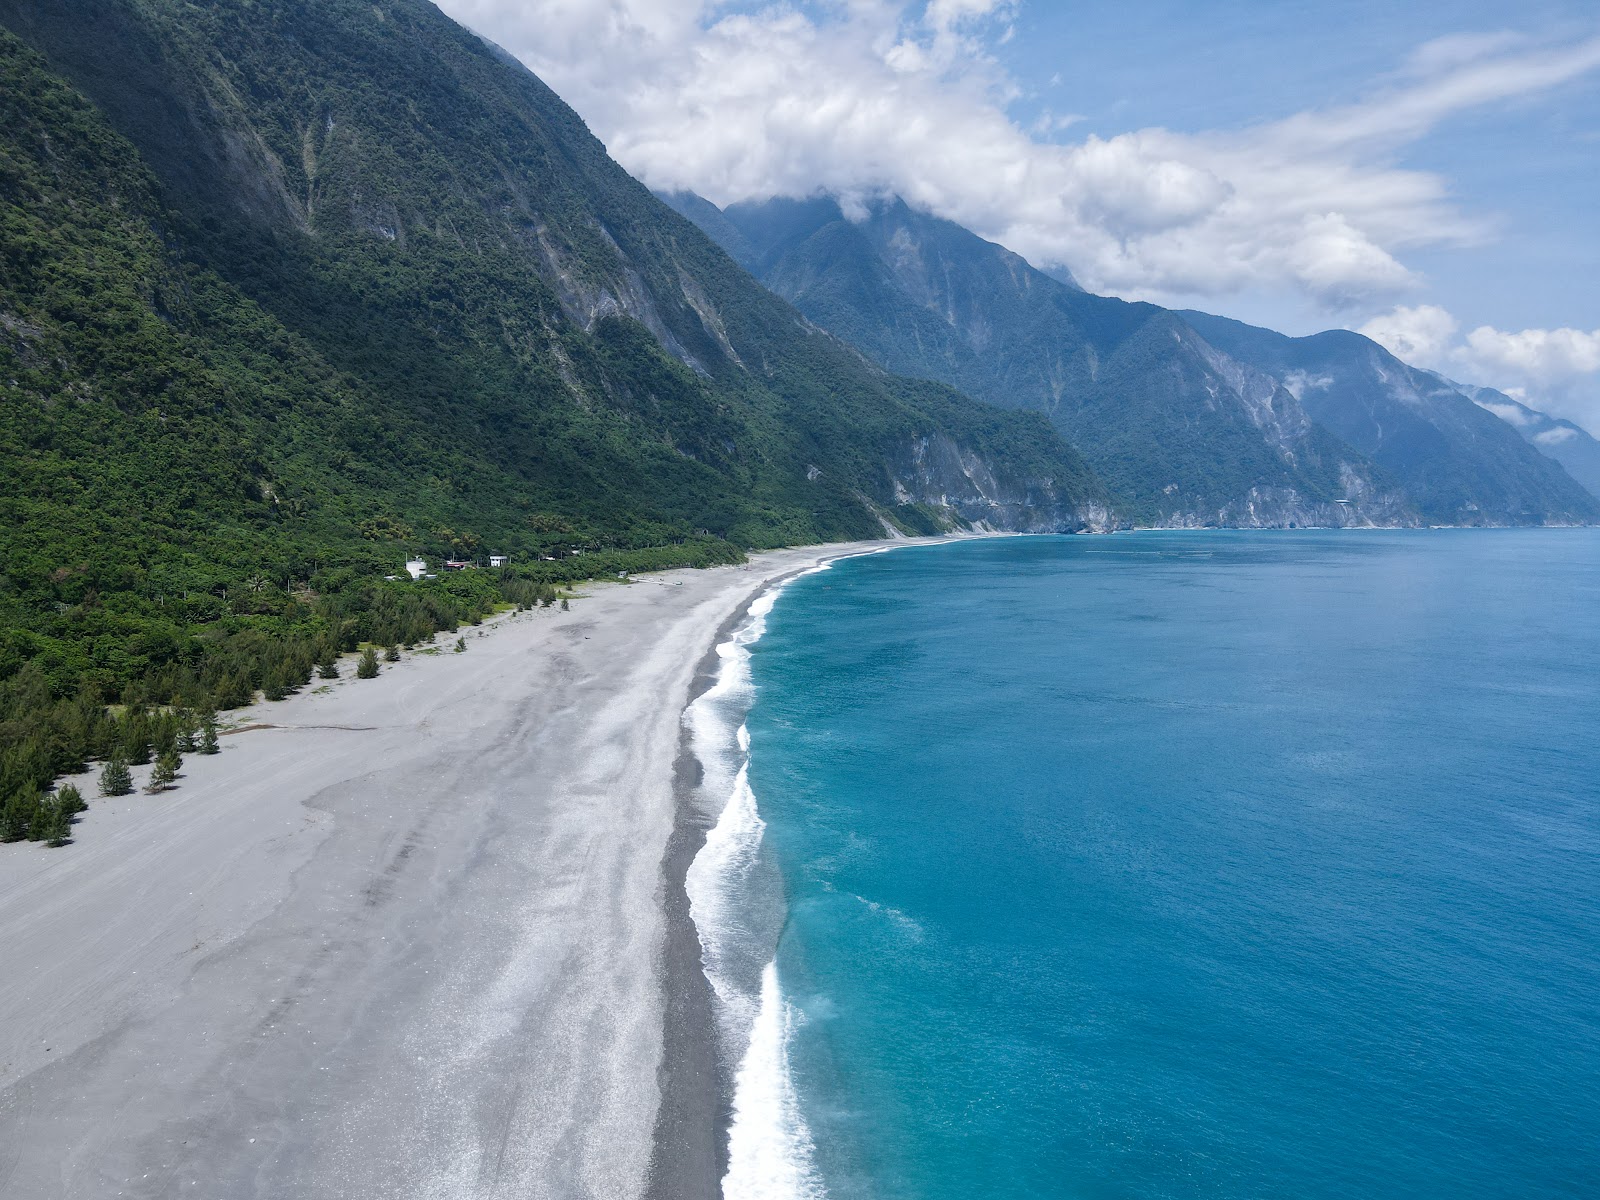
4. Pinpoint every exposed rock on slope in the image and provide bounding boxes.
[665,193,1414,528]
